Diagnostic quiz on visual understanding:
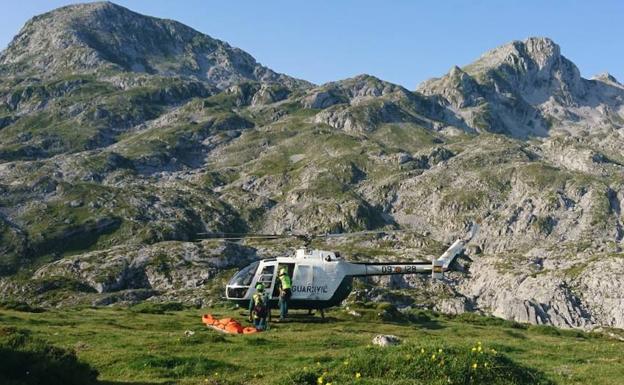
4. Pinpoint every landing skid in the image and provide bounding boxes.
[239,309,331,322]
